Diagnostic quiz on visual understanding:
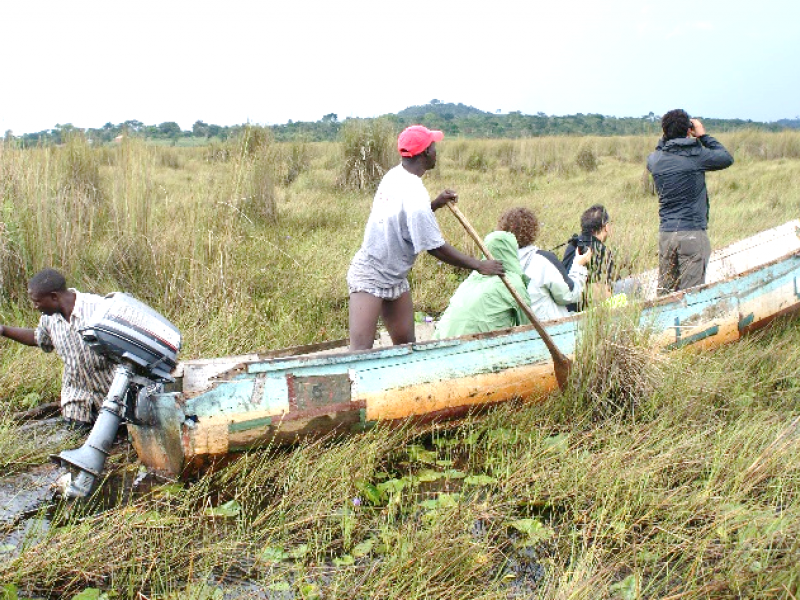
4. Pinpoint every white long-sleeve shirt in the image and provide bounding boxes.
[518,245,588,322]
